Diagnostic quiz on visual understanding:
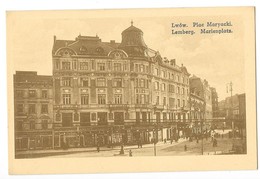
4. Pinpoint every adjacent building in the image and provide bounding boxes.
[218,93,246,135]
[14,71,53,150]
[210,87,218,118]
[189,75,213,132]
